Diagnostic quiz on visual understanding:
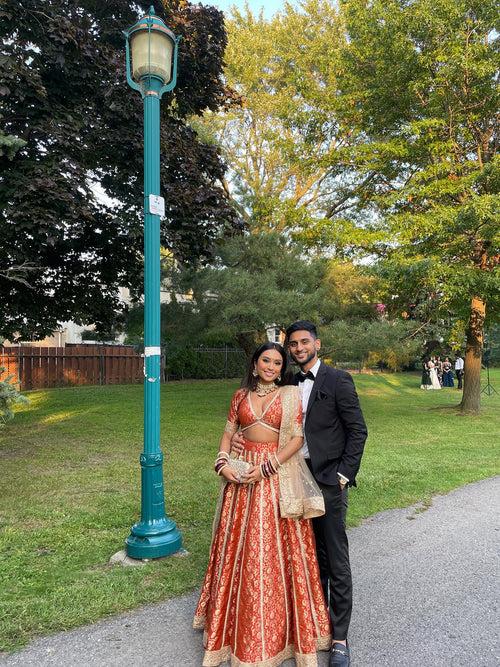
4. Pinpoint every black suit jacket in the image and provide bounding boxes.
[294,362,368,486]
